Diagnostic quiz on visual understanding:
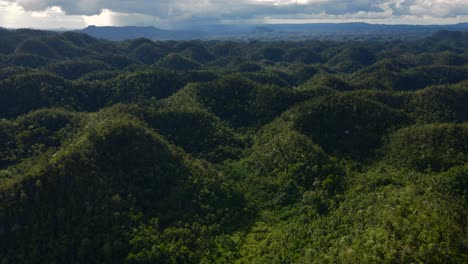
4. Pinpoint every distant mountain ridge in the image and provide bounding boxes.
[66,22,468,41]
[79,22,468,41]
[79,25,201,41]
